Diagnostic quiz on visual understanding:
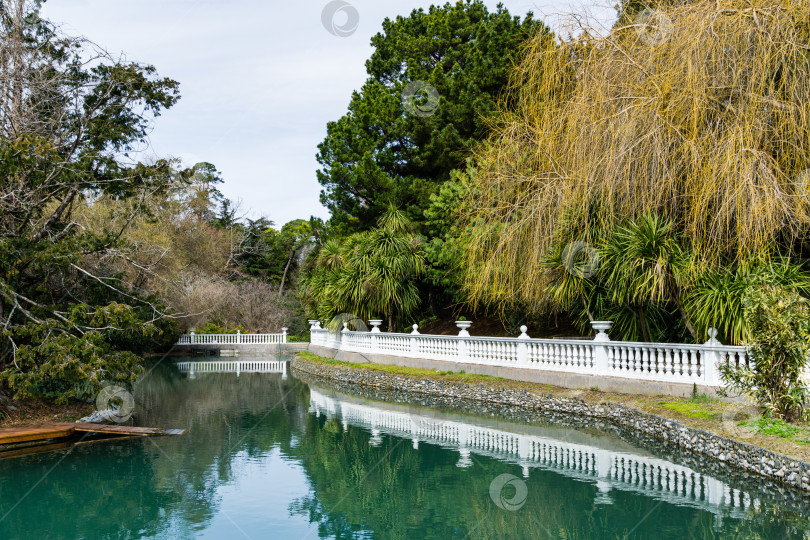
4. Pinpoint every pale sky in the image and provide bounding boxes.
[44,0,615,227]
